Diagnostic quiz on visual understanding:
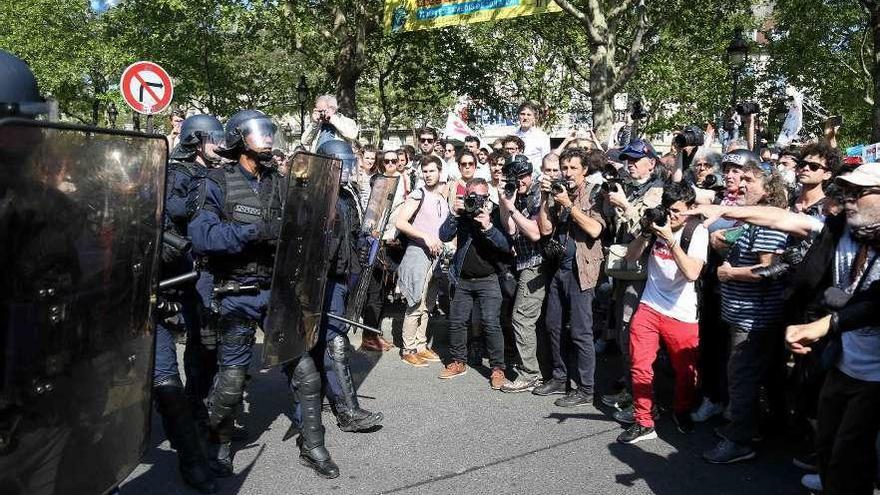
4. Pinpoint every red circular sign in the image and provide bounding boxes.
[120,61,174,115]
